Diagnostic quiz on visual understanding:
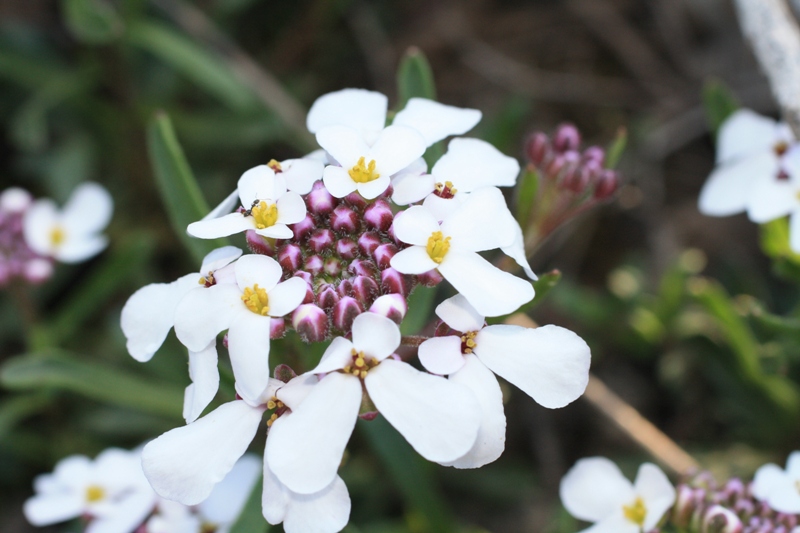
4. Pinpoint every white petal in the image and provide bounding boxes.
[578,514,640,533]
[238,165,279,205]
[393,98,481,147]
[200,246,243,274]
[183,343,220,423]
[786,451,800,477]
[418,336,466,375]
[235,254,282,292]
[790,210,800,253]
[22,199,59,256]
[501,221,538,280]
[173,284,241,352]
[55,235,108,263]
[437,250,534,317]
[432,138,519,192]
[698,151,777,216]
[559,457,635,522]
[717,109,783,164]
[312,337,355,374]
[367,125,427,177]
[142,400,263,505]
[282,158,324,195]
[391,205,441,246]
[307,88,388,136]
[365,359,480,463]
[282,476,351,533]
[391,172,436,205]
[202,189,239,221]
[227,310,272,405]
[188,212,254,239]
[355,174,392,200]
[475,324,590,408]
[634,463,676,531]
[61,182,113,236]
[23,493,84,526]
[267,278,308,317]
[275,373,319,410]
[200,454,261,524]
[440,354,505,469]
[121,274,198,362]
[389,246,438,274]
[267,373,361,494]
[766,478,800,513]
[747,175,797,223]
[317,126,371,169]
[421,194,463,221]
[256,223,294,240]
[85,491,156,533]
[322,165,358,199]
[395,156,428,177]
[441,187,516,251]
[752,463,788,499]
[352,313,401,361]
[435,294,485,332]
[262,457,290,526]
[276,191,308,225]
